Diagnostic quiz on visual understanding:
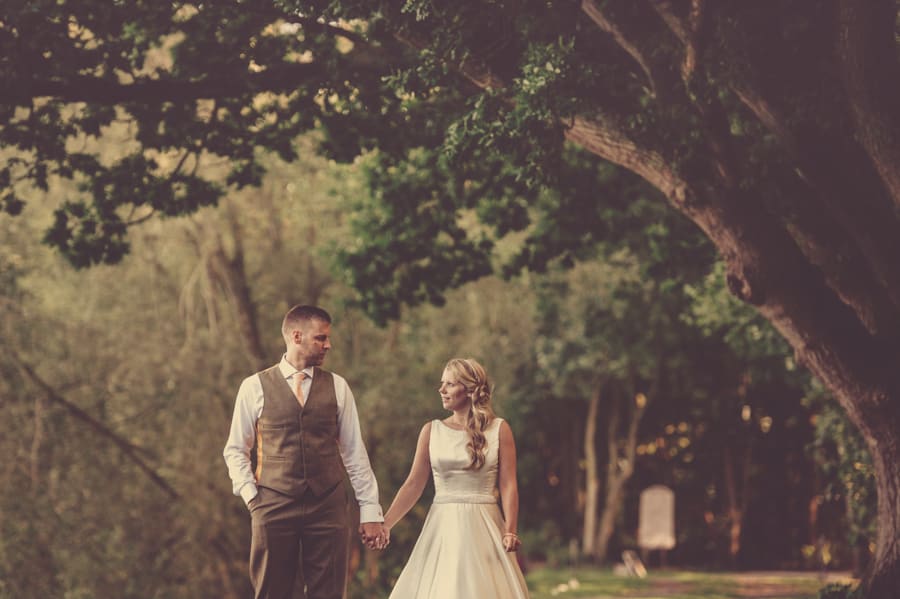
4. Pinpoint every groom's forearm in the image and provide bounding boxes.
[358,501,384,523]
